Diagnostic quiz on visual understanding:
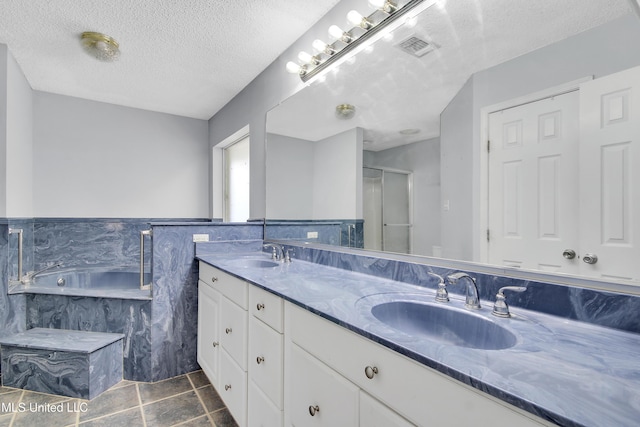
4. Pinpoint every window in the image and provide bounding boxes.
[224,135,250,222]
